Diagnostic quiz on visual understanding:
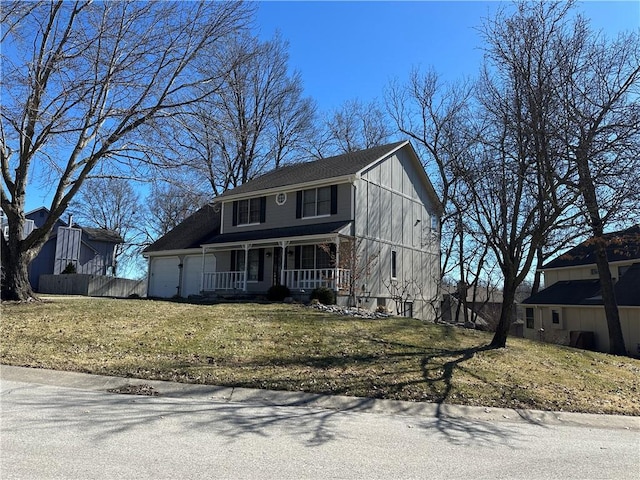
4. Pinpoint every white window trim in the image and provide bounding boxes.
[301,186,332,218]
[275,192,287,205]
[237,198,261,226]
